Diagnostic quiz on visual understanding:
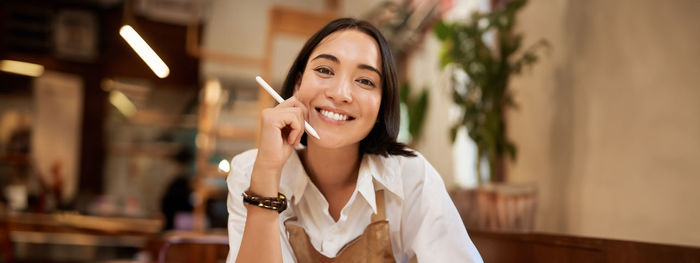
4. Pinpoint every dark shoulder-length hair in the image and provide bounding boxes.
[281,17,414,157]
